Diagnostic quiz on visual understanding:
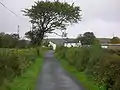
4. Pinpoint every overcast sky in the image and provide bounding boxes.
[0,0,120,38]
